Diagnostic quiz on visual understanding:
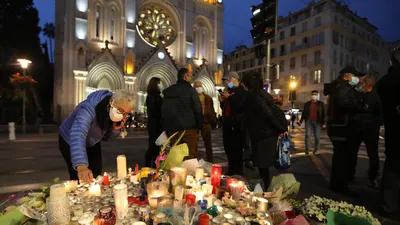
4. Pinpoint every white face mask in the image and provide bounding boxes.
[157,83,164,91]
[109,103,124,122]
[195,87,204,94]
[311,95,318,101]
